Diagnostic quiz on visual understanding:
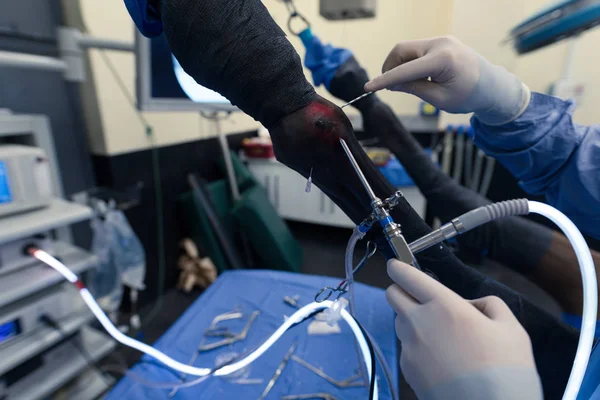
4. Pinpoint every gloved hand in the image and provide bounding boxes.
[386,259,543,400]
[365,36,531,125]
[300,29,352,90]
